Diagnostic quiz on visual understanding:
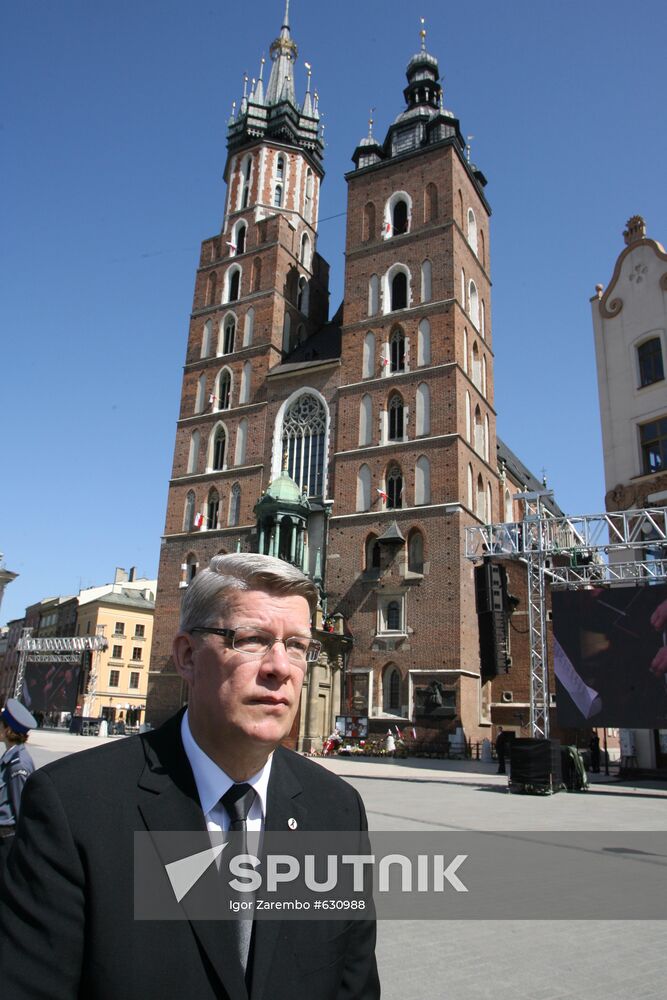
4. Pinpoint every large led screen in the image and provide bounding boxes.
[552,584,667,728]
[22,660,81,716]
